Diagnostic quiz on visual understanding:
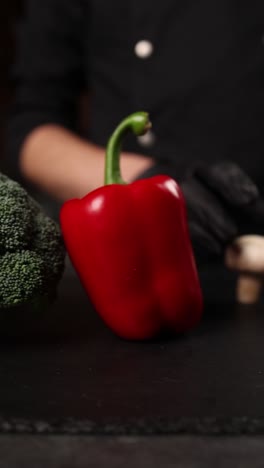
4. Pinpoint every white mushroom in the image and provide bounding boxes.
[225,235,264,304]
